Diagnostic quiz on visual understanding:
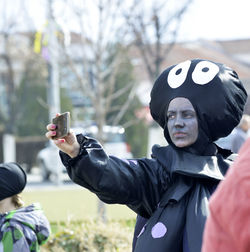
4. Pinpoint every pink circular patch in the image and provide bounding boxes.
[151,222,167,238]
